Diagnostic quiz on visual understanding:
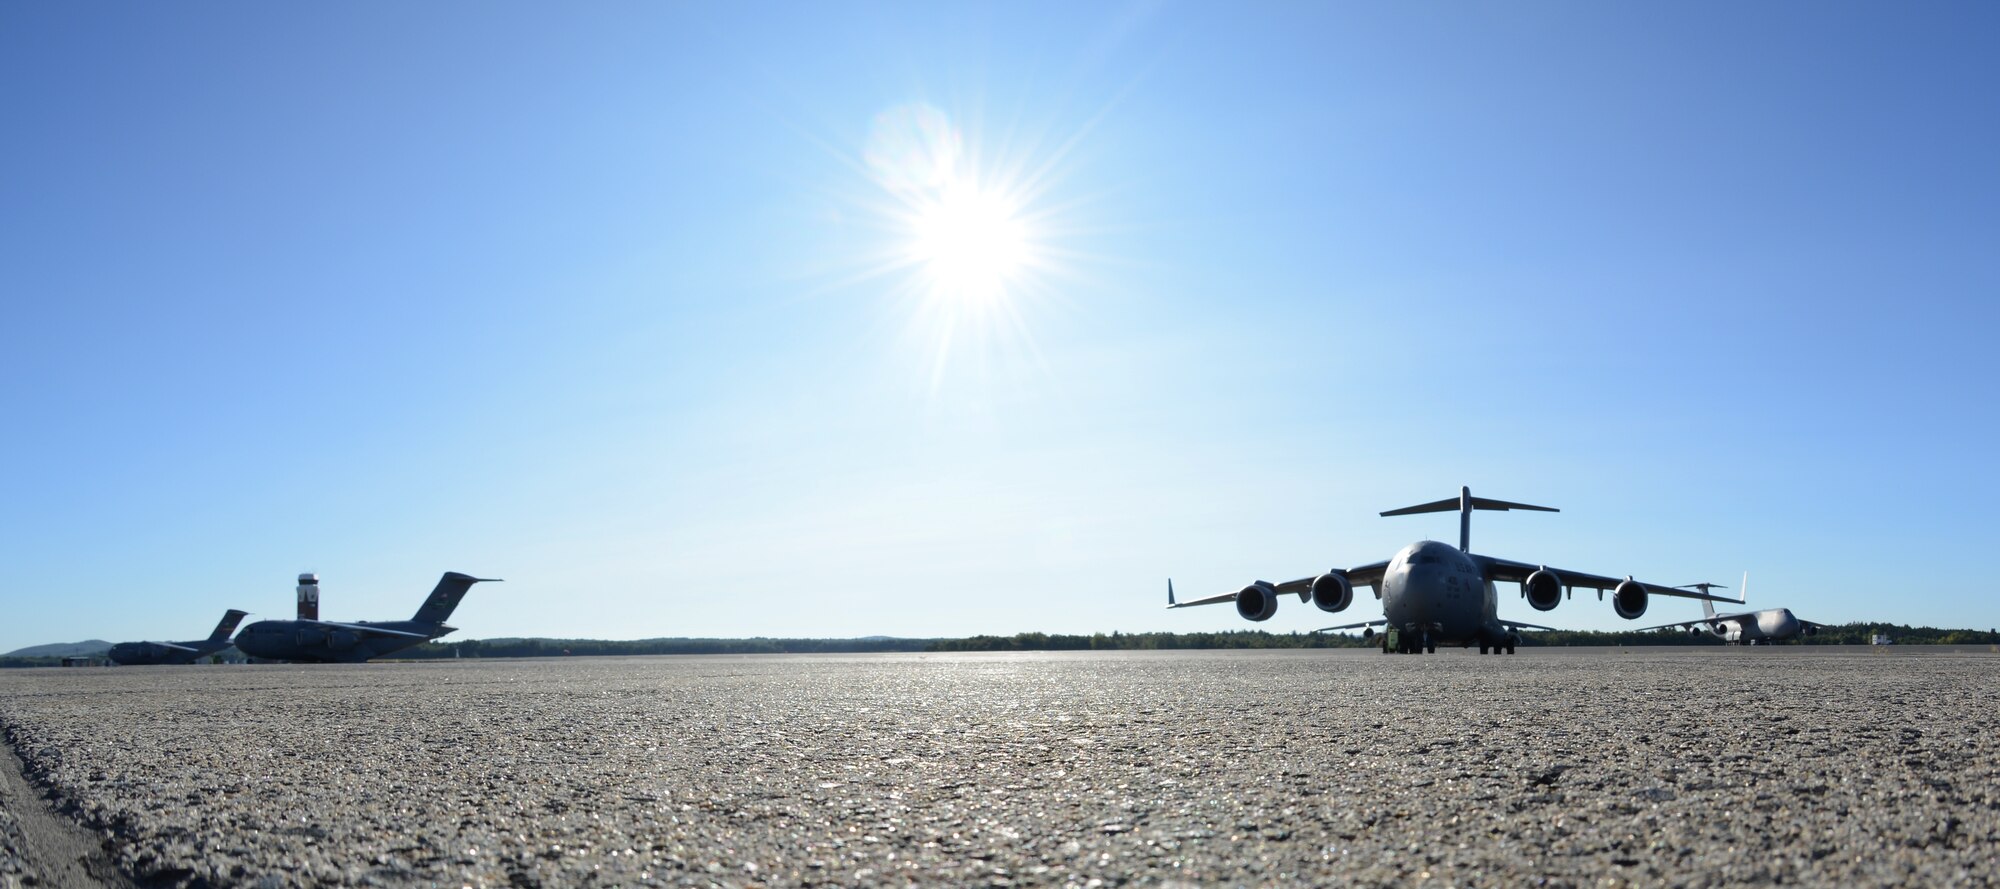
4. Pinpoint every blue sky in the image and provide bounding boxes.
[4,2,1997,651]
